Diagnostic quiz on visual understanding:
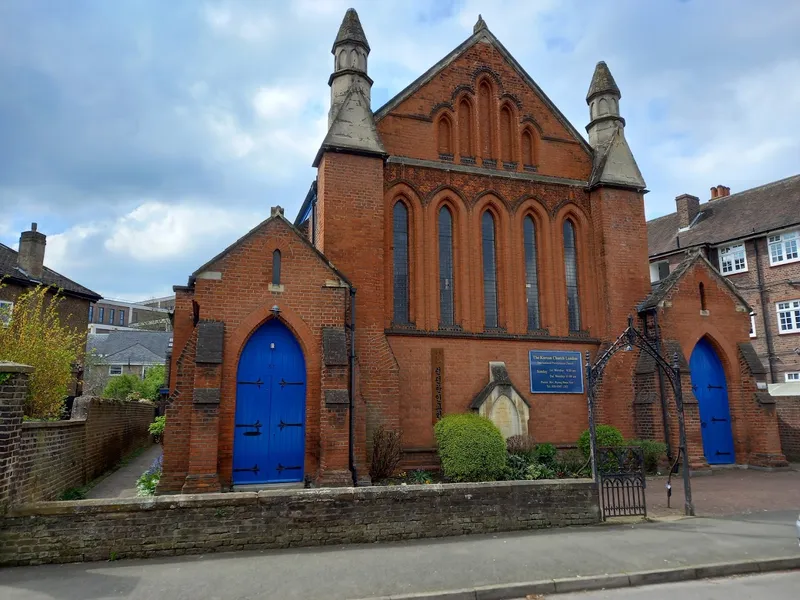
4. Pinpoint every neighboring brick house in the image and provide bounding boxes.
[0,223,102,395]
[85,330,172,395]
[161,10,784,493]
[647,176,800,386]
